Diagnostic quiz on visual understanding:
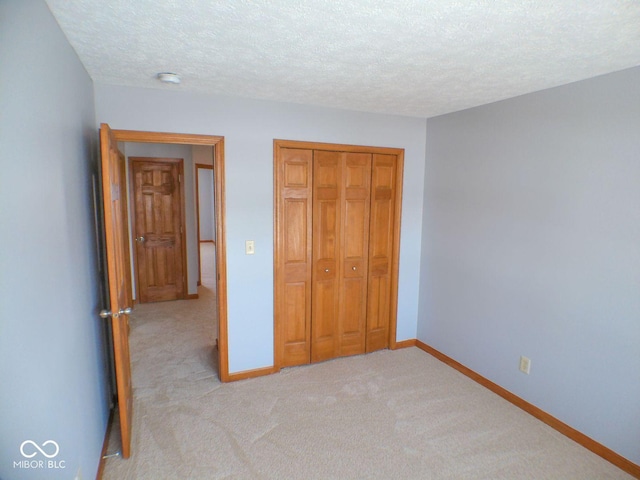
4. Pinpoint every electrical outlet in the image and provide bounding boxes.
[519,355,531,375]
